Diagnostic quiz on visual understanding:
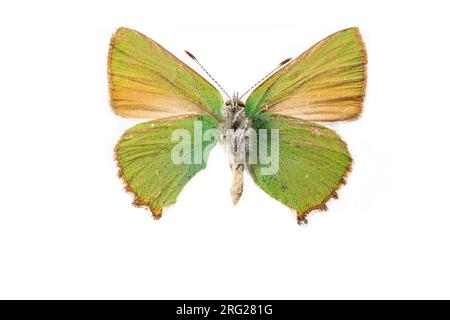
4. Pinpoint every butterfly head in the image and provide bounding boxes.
[225,92,245,111]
